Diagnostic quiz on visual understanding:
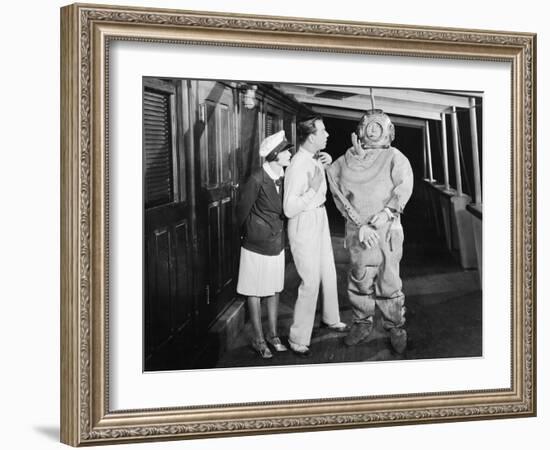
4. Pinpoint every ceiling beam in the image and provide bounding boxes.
[293,94,442,121]
[310,105,427,128]
[273,83,472,109]
[438,89,484,98]
[296,84,472,108]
